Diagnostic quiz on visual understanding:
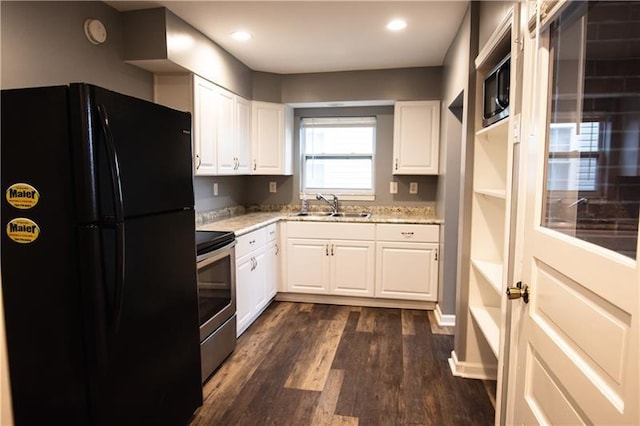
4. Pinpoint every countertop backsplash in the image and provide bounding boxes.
[196,203,438,227]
